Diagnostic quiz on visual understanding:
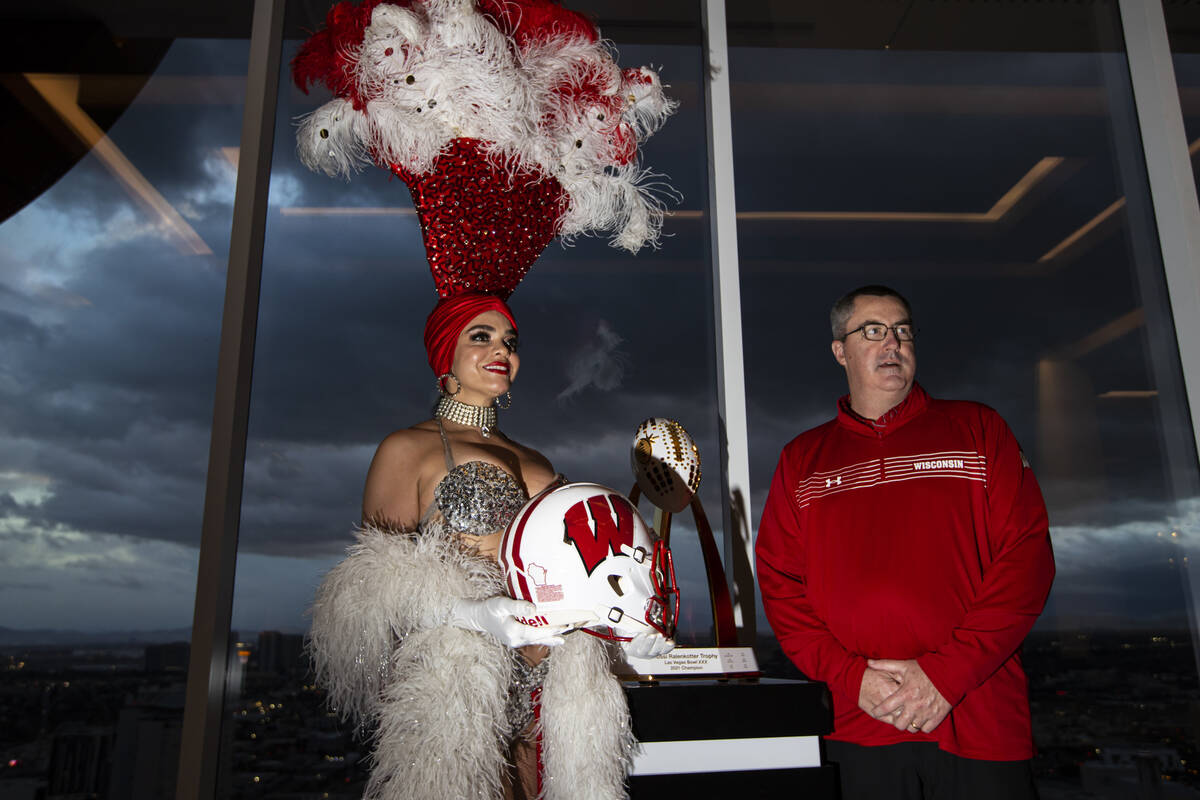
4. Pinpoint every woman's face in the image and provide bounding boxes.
[449,310,520,405]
